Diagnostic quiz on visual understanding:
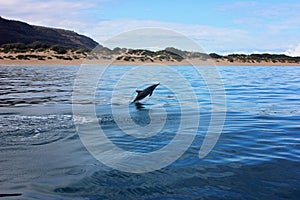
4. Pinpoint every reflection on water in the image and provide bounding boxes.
[0,65,299,199]
[134,102,145,109]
